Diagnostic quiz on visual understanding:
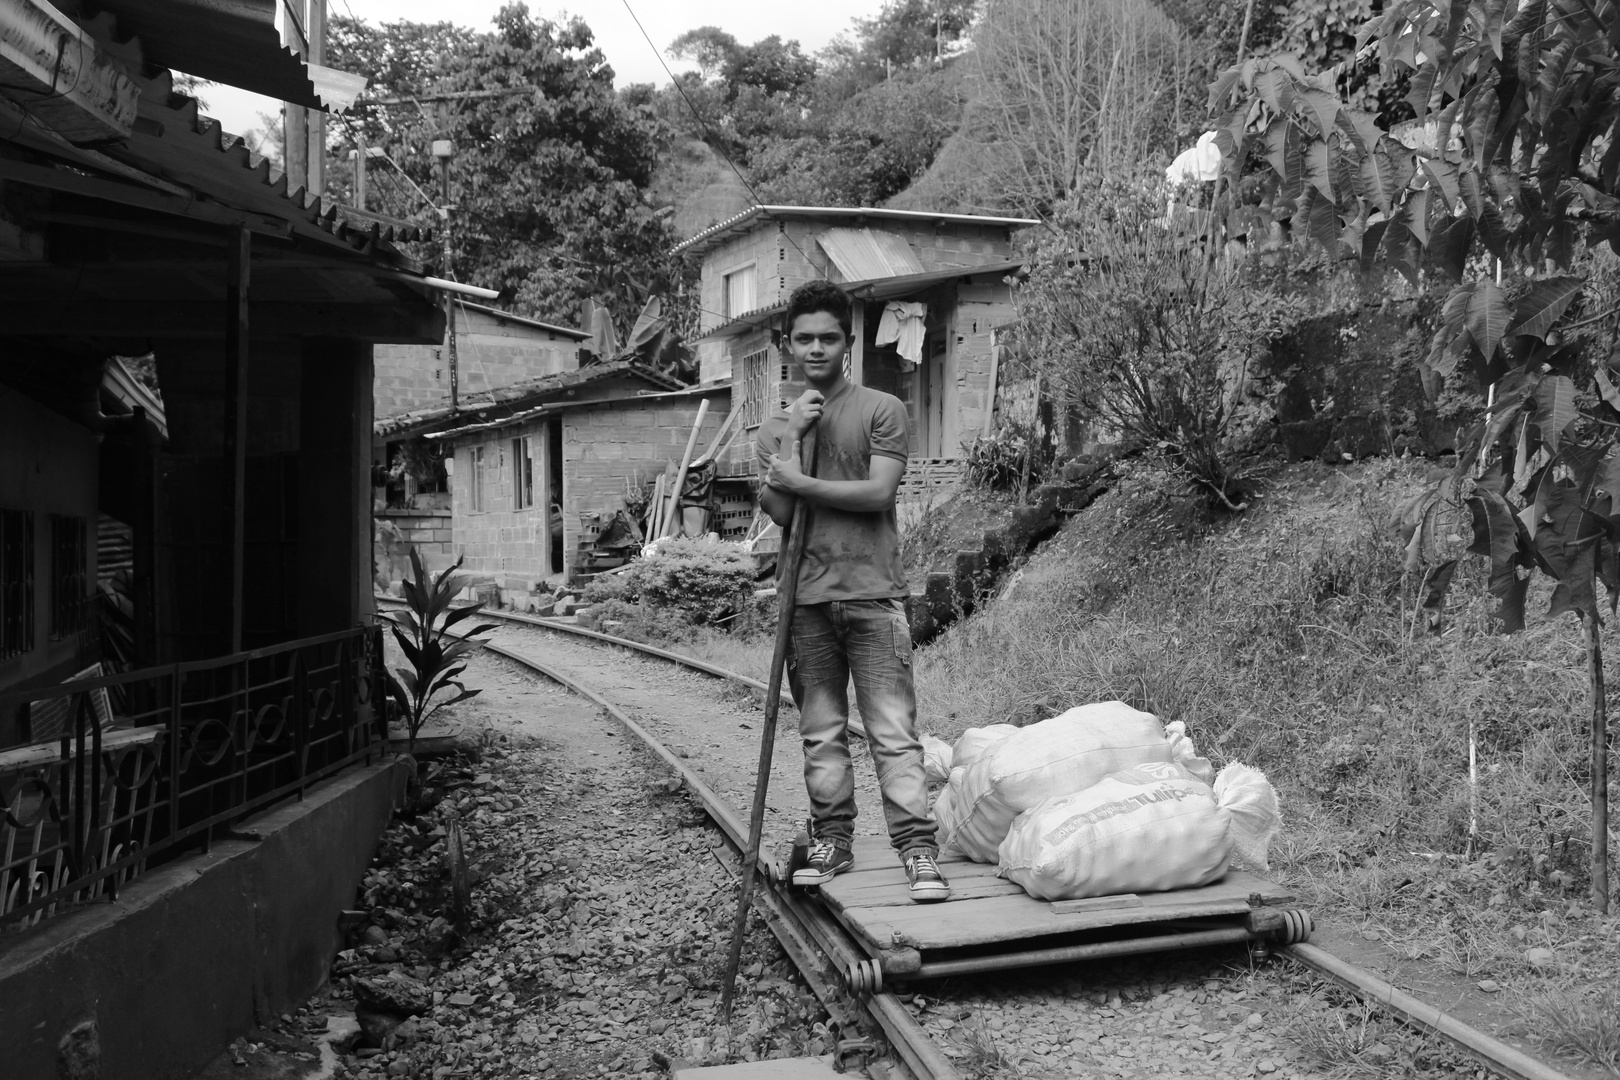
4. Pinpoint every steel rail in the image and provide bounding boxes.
[375,597,871,738]
[466,633,960,1080]
[1282,944,1579,1080]
[394,606,1586,1080]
